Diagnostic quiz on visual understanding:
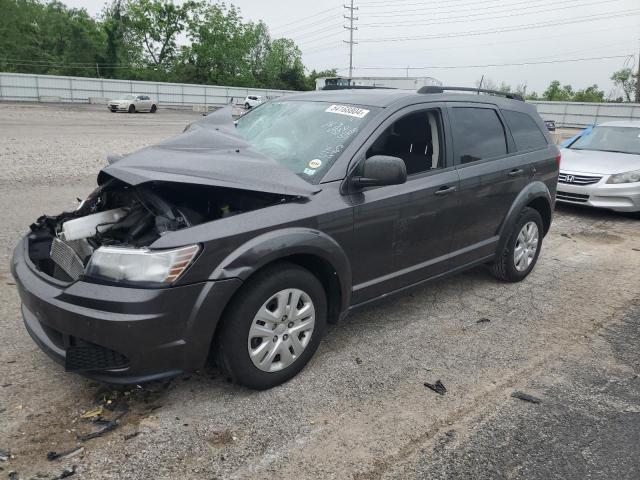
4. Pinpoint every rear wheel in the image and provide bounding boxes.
[150,104,157,113]
[491,207,543,282]
[128,104,135,113]
[215,262,327,390]
[244,102,250,109]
